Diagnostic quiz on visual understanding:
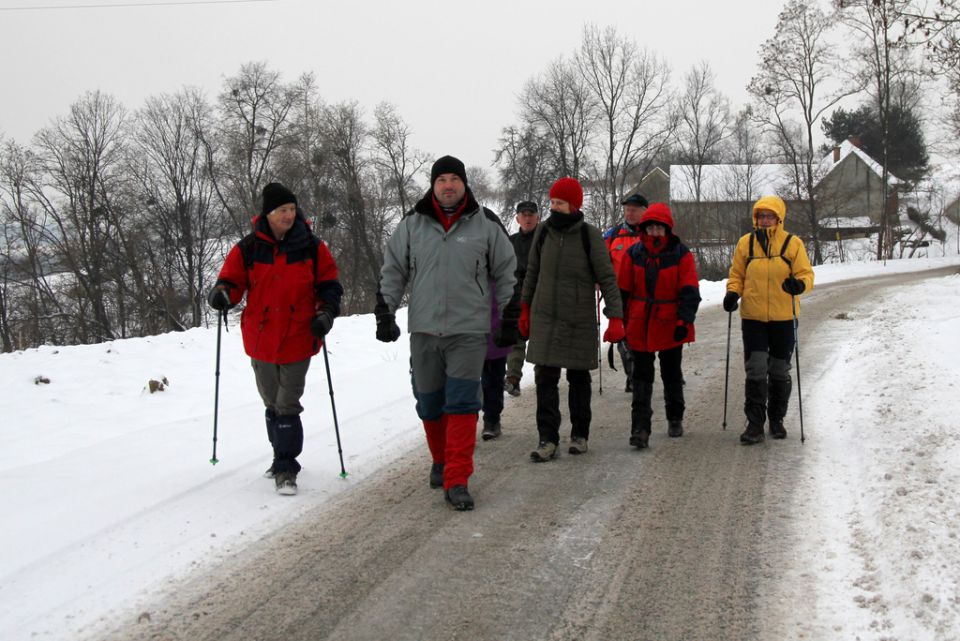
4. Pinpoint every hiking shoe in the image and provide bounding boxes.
[481,421,502,441]
[769,419,787,439]
[263,464,276,479]
[667,419,684,438]
[629,431,650,449]
[444,485,474,511]
[275,471,298,495]
[505,376,521,397]
[740,422,765,445]
[568,437,588,455]
[530,441,558,462]
[429,462,444,489]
